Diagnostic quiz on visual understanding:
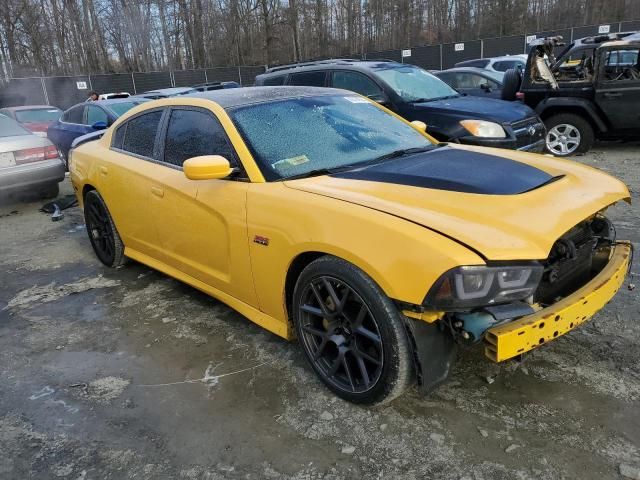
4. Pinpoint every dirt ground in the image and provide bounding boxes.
[1,142,639,480]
